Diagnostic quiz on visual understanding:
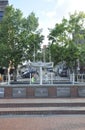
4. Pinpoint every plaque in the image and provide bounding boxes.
[78,87,85,97]
[13,88,26,98]
[57,86,70,97]
[35,88,48,97]
[0,88,4,98]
